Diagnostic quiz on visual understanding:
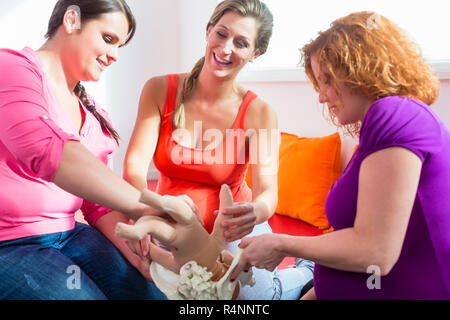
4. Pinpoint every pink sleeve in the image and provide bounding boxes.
[0,51,80,182]
[80,201,113,227]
